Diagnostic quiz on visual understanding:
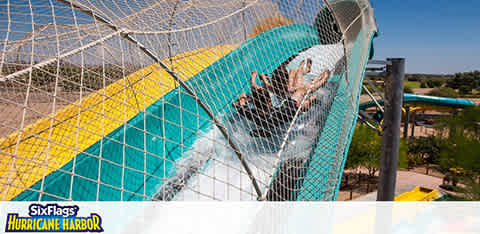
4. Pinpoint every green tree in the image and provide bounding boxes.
[434,106,480,200]
[435,106,480,138]
[437,135,480,174]
[347,125,408,178]
[427,87,458,98]
[459,177,480,201]
[459,85,472,95]
[407,74,420,82]
[426,80,435,88]
[347,125,381,177]
[446,71,480,90]
[407,137,440,174]
[432,80,443,87]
